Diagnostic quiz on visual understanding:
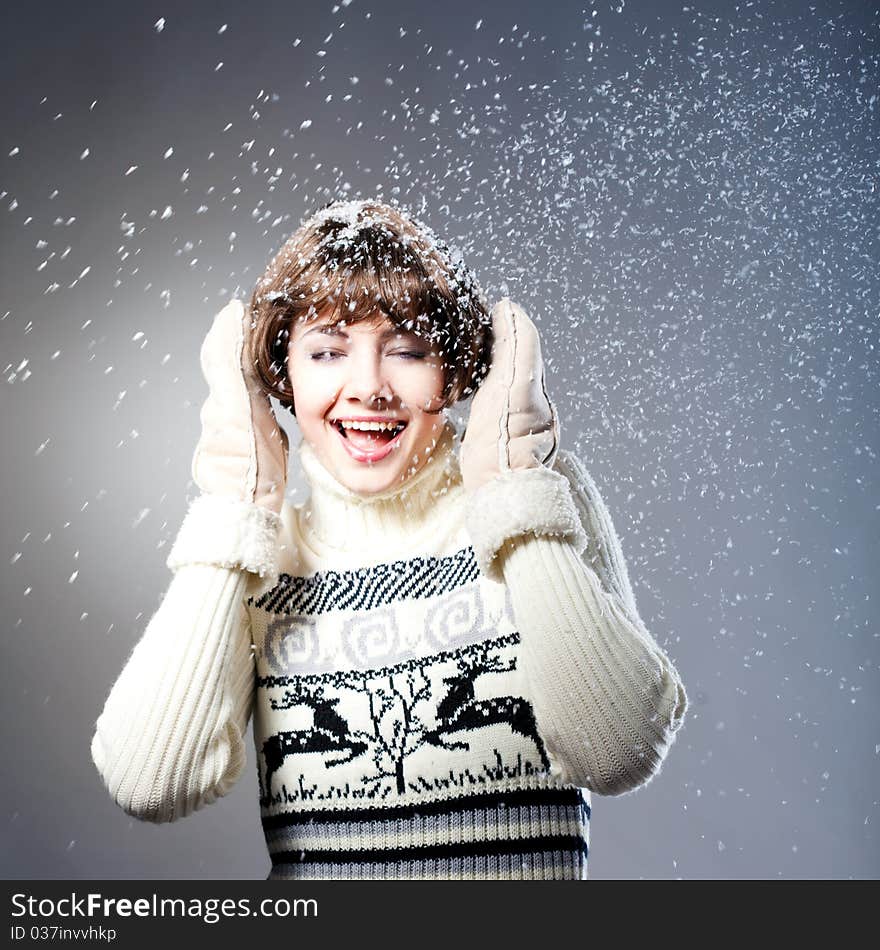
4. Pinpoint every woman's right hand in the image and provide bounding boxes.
[191,299,290,515]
